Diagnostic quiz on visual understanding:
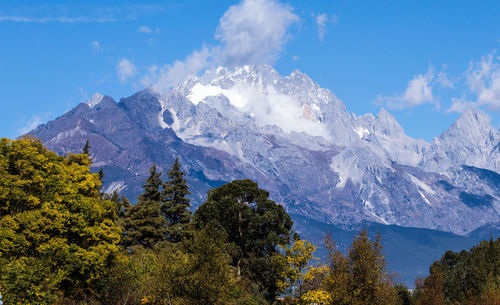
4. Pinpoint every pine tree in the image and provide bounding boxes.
[122,164,167,249]
[98,168,104,181]
[110,190,130,218]
[83,139,90,155]
[161,158,192,242]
